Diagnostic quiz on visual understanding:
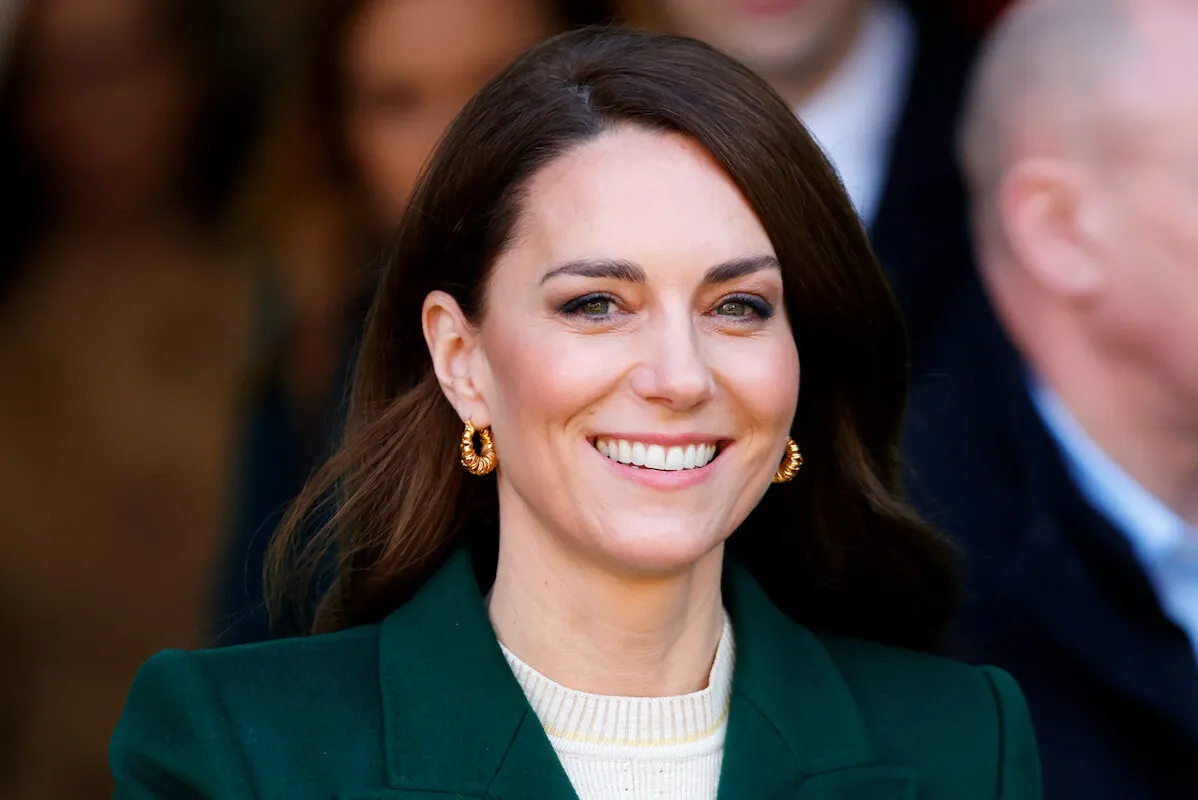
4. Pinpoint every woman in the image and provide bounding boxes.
[111,27,1041,799]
